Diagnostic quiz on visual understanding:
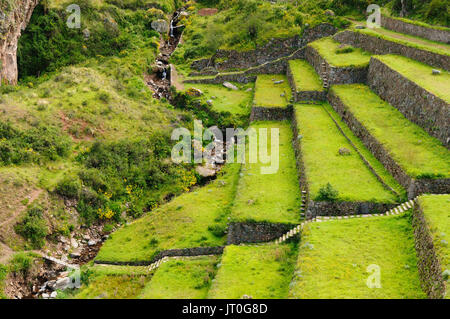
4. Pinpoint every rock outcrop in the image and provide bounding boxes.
[0,0,39,85]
